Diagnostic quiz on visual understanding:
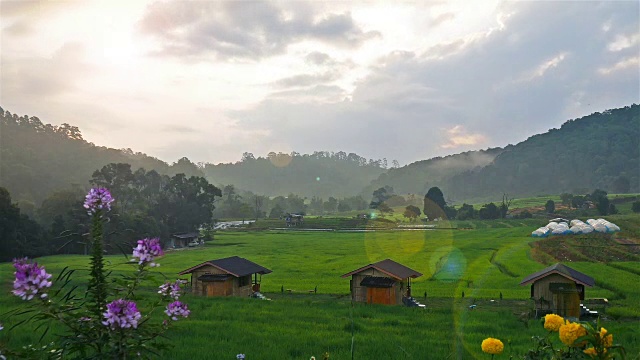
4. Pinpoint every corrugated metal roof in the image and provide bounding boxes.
[360,276,397,288]
[520,263,595,287]
[179,256,272,277]
[341,259,422,280]
[172,232,199,239]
